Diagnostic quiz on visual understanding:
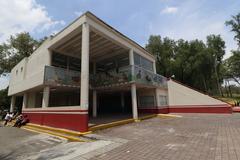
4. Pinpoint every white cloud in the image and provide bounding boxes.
[0,0,65,42]
[161,6,178,14]
[74,11,83,17]
[0,75,9,90]
[149,1,238,58]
